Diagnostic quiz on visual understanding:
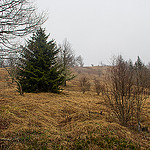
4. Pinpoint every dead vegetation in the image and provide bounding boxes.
[0,67,150,149]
